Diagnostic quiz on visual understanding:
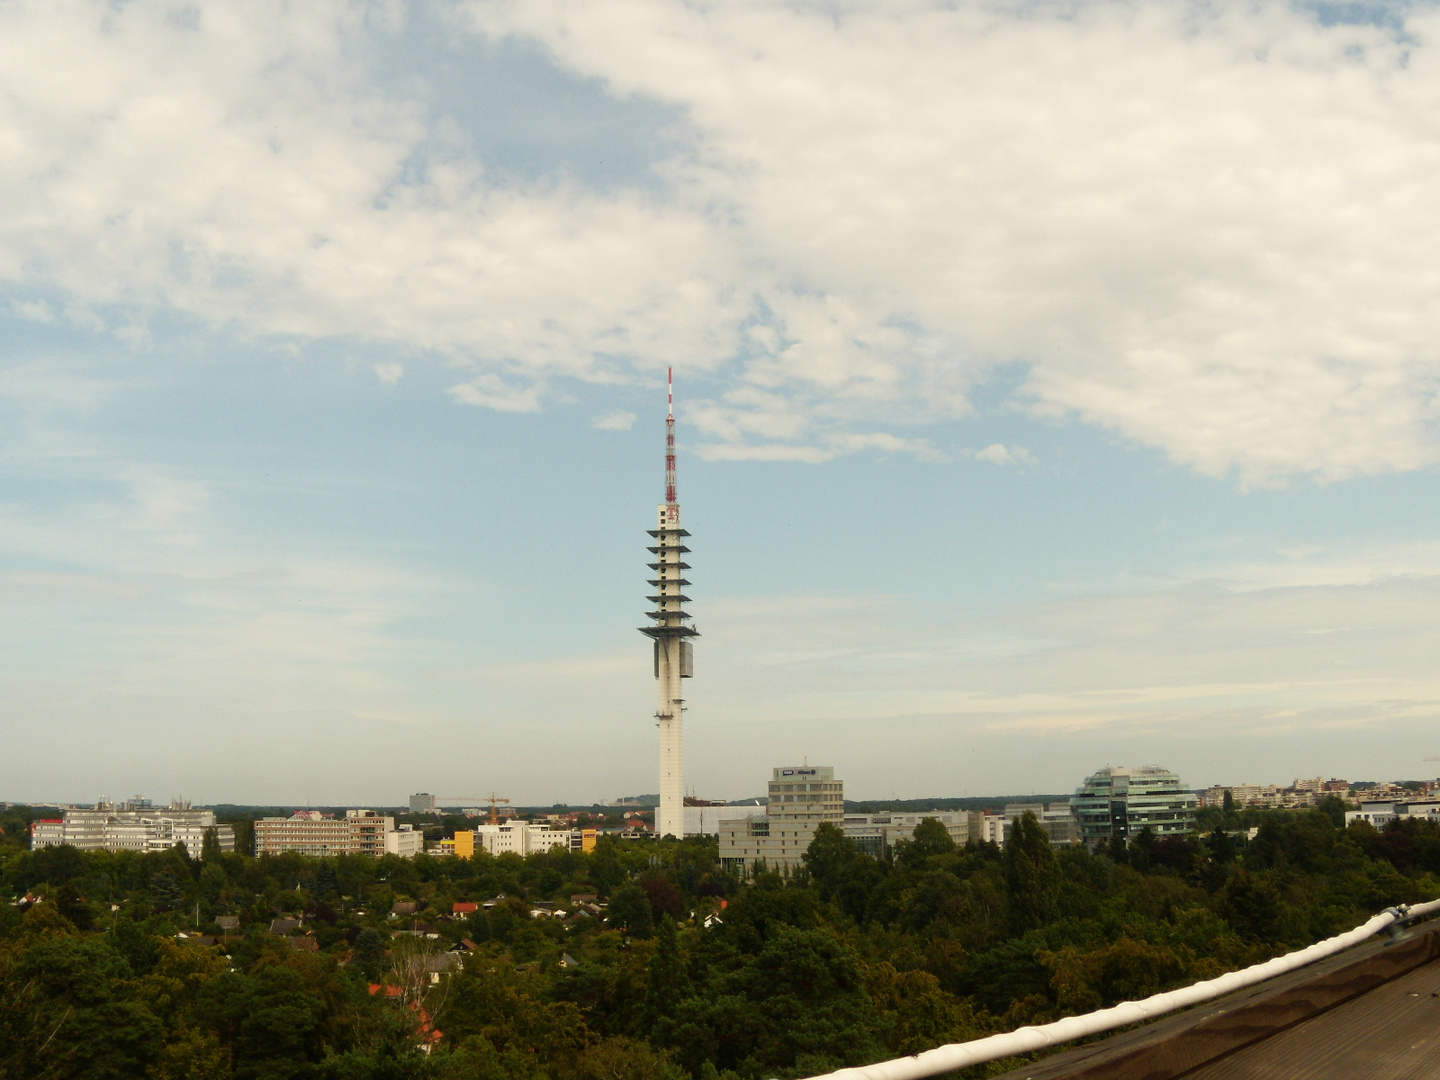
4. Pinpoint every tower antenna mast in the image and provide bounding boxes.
[641,367,696,839]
